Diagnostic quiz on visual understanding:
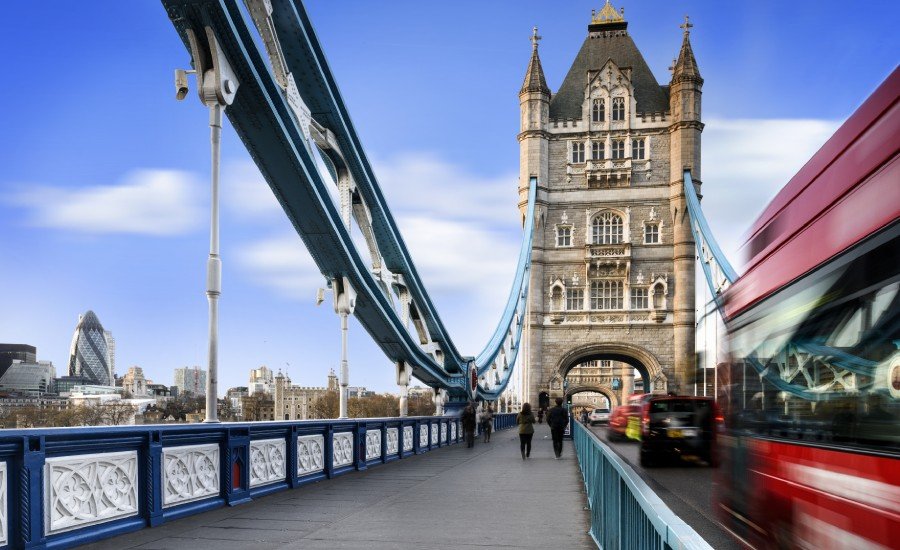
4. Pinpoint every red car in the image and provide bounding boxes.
[606,404,638,442]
